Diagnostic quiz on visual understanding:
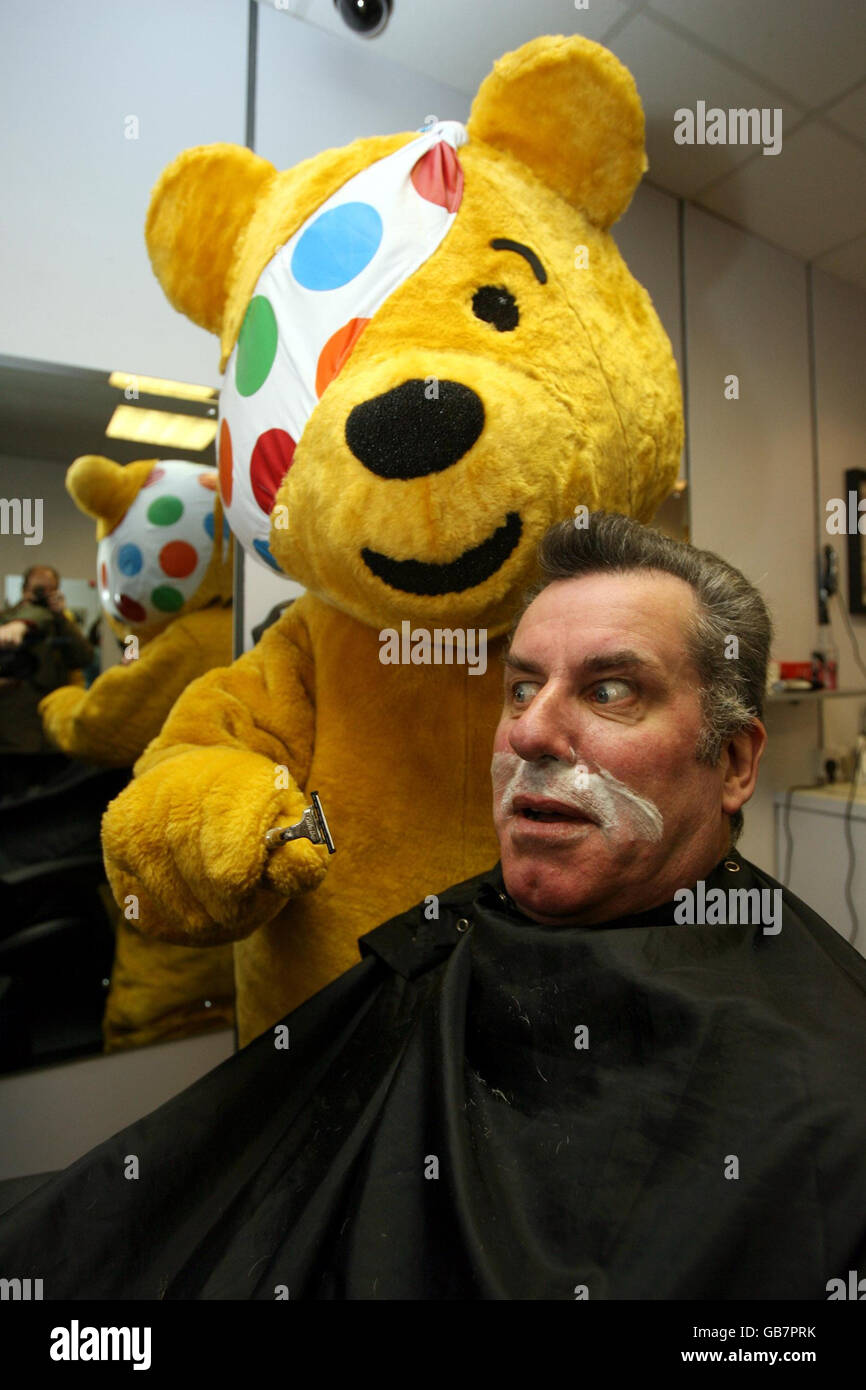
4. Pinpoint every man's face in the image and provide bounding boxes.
[491,570,733,926]
[23,568,58,601]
